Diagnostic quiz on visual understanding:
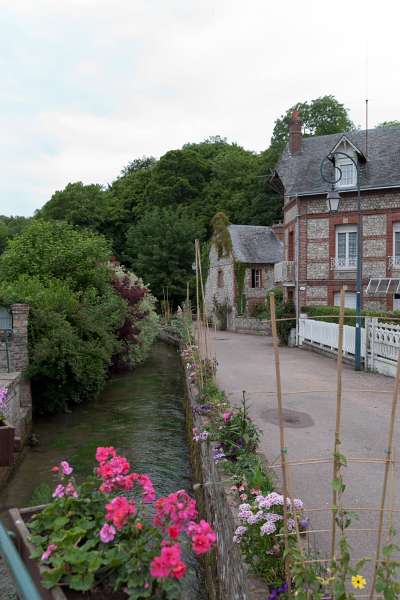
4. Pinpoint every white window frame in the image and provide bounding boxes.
[392,223,400,267]
[336,159,356,188]
[334,291,357,309]
[334,225,357,270]
[251,268,262,289]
